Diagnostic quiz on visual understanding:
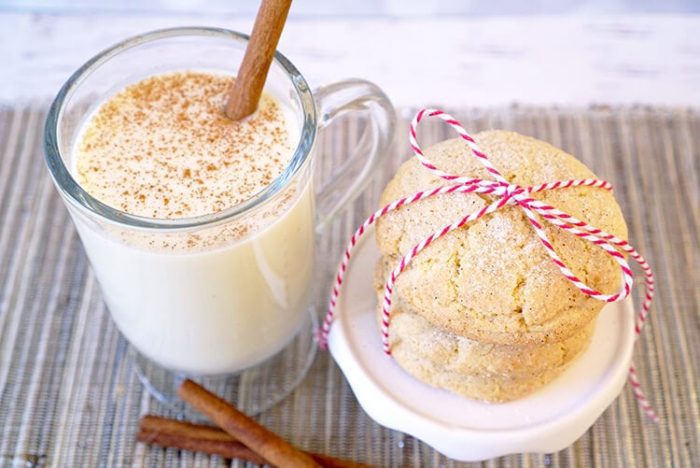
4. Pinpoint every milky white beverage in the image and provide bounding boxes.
[71,72,314,375]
